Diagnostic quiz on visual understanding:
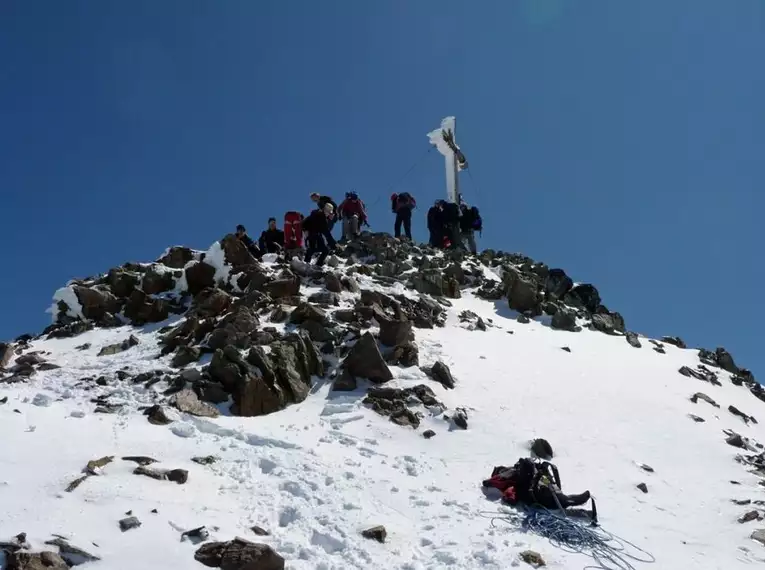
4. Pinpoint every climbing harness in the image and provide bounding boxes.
[479,504,655,570]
